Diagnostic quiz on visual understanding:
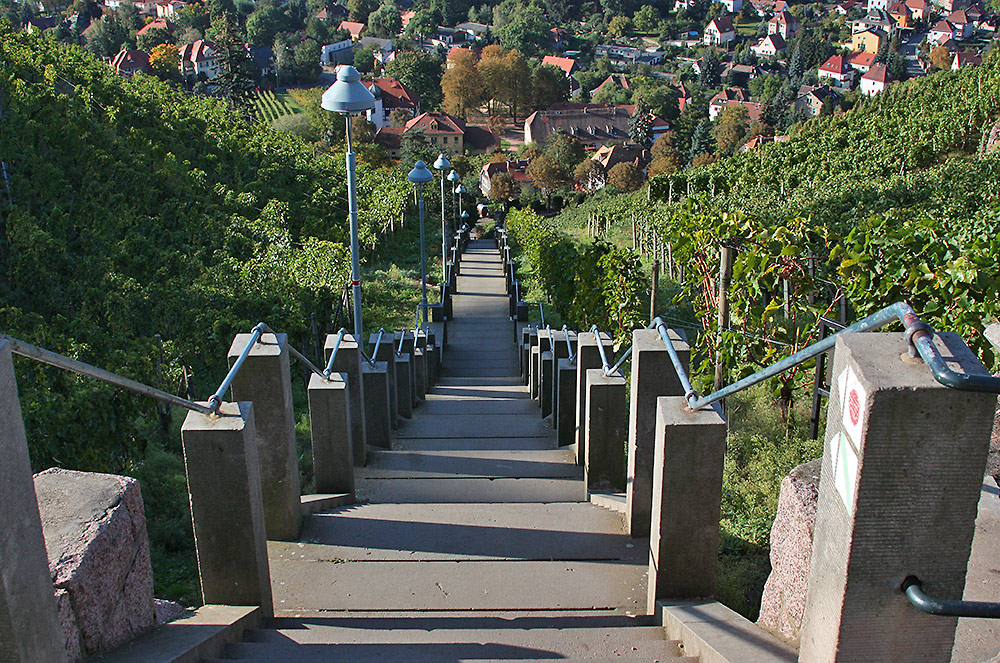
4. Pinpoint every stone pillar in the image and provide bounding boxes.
[413,348,427,402]
[520,326,536,384]
[647,396,727,613]
[0,341,66,663]
[798,332,996,663]
[228,332,301,541]
[181,402,273,618]
[530,344,541,401]
[395,353,413,419]
[327,333,367,467]
[362,361,391,449]
[576,331,613,466]
[584,369,627,490]
[556,358,577,447]
[541,350,554,418]
[369,333,397,429]
[395,331,417,408]
[307,373,354,496]
[627,328,690,537]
